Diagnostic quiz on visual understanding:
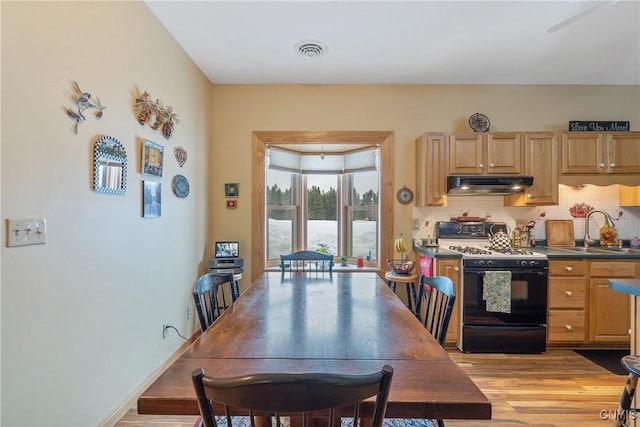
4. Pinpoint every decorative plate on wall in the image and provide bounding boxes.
[172,174,190,198]
[469,112,490,132]
[396,186,414,204]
